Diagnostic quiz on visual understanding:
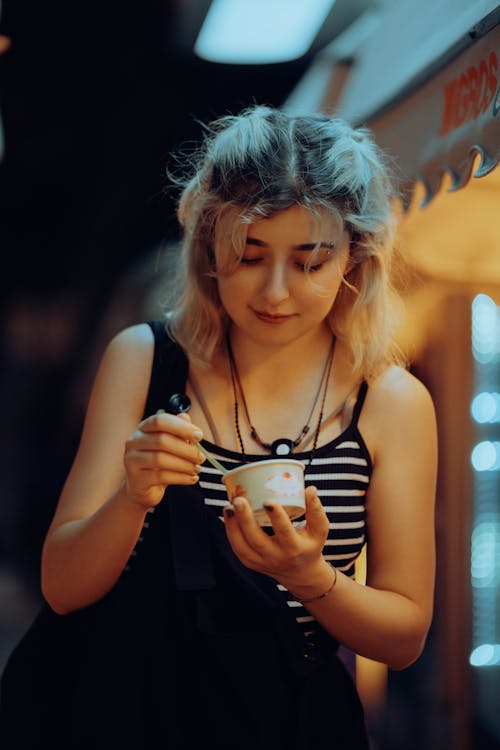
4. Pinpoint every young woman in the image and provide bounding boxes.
[1,106,437,749]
